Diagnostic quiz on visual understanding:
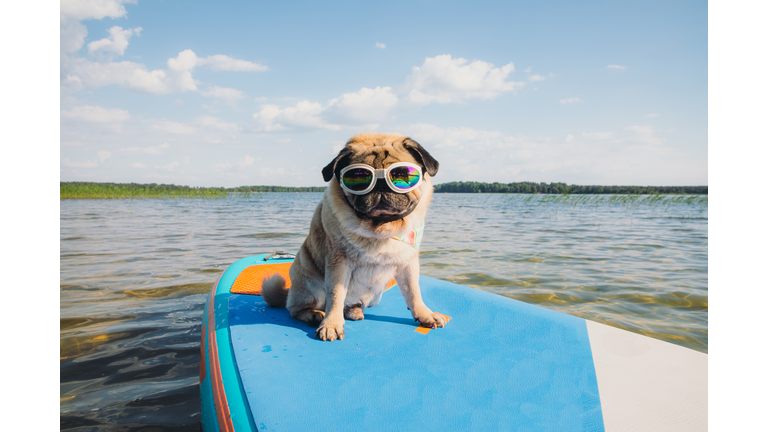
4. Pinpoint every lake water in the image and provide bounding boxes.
[60,193,708,431]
